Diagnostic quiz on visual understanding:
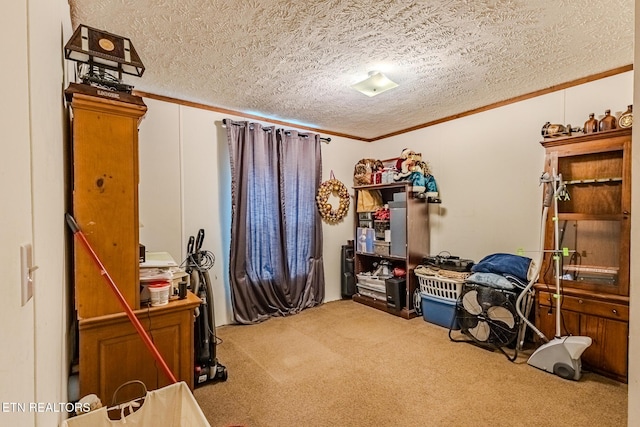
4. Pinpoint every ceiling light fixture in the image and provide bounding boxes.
[351,71,399,97]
